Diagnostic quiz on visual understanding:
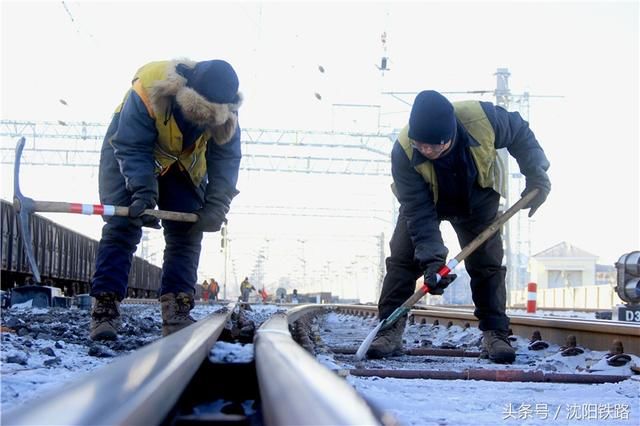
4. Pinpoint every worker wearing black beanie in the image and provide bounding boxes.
[408,90,457,145]
[368,90,551,365]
